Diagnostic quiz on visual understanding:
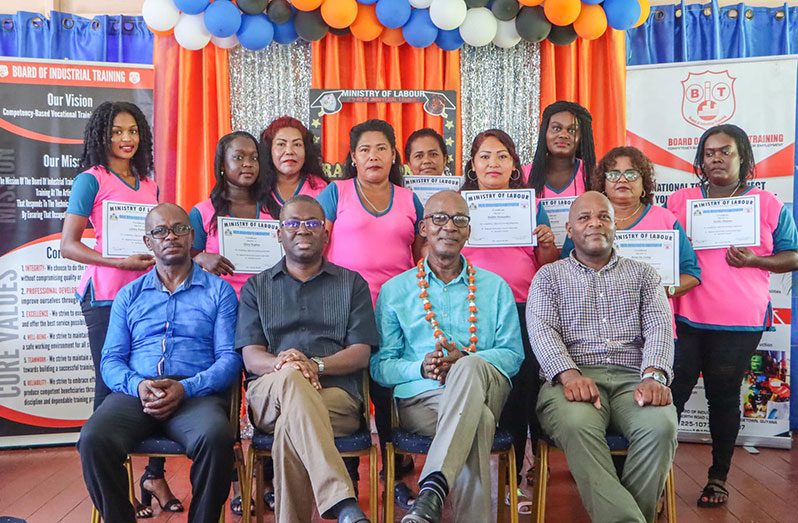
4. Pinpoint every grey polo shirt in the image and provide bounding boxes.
[235,258,379,401]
